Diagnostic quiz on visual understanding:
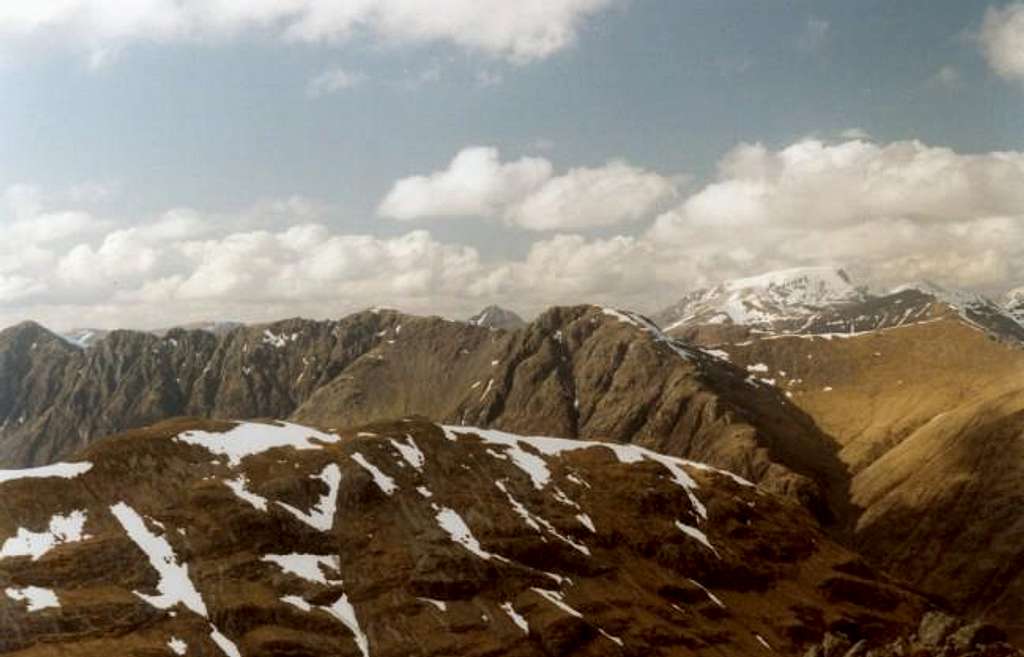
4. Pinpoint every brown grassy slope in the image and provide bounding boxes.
[685,317,1024,640]
[706,319,1024,473]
